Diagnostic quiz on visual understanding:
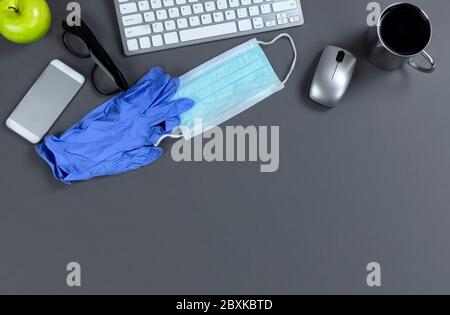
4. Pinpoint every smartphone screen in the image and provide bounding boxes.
[6,60,84,144]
